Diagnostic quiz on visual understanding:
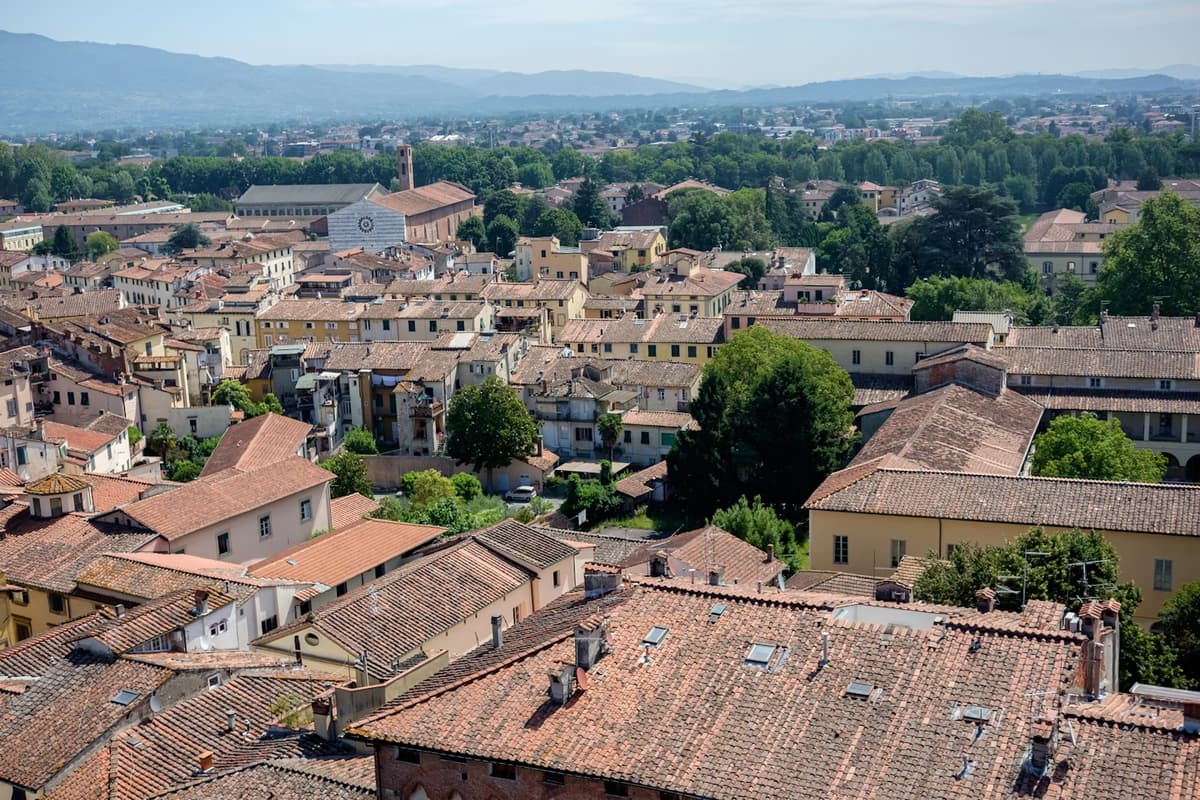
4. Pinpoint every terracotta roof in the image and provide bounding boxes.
[144,757,376,799]
[329,493,382,529]
[350,582,1087,800]
[850,383,1042,476]
[81,472,157,512]
[321,341,433,371]
[199,413,312,477]
[25,472,91,495]
[473,519,580,570]
[1014,387,1200,415]
[249,518,446,587]
[0,511,156,592]
[108,457,331,542]
[257,298,364,321]
[784,570,878,596]
[620,409,696,429]
[890,554,950,587]
[369,181,475,216]
[76,552,287,601]
[481,278,584,302]
[537,526,655,566]
[75,585,239,654]
[806,466,1200,537]
[90,670,352,800]
[759,317,993,343]
[1007,316,1200,352]
[556,314,724,346]
[258,538,535,681]
[84,411,134,437]
[1004,347,1200,380]
[614,460,668,500]
[641,269,742,298]
[621,525,782,586]
[24,290,126,320]
[851,373,913,406]
[41,420,117,454]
